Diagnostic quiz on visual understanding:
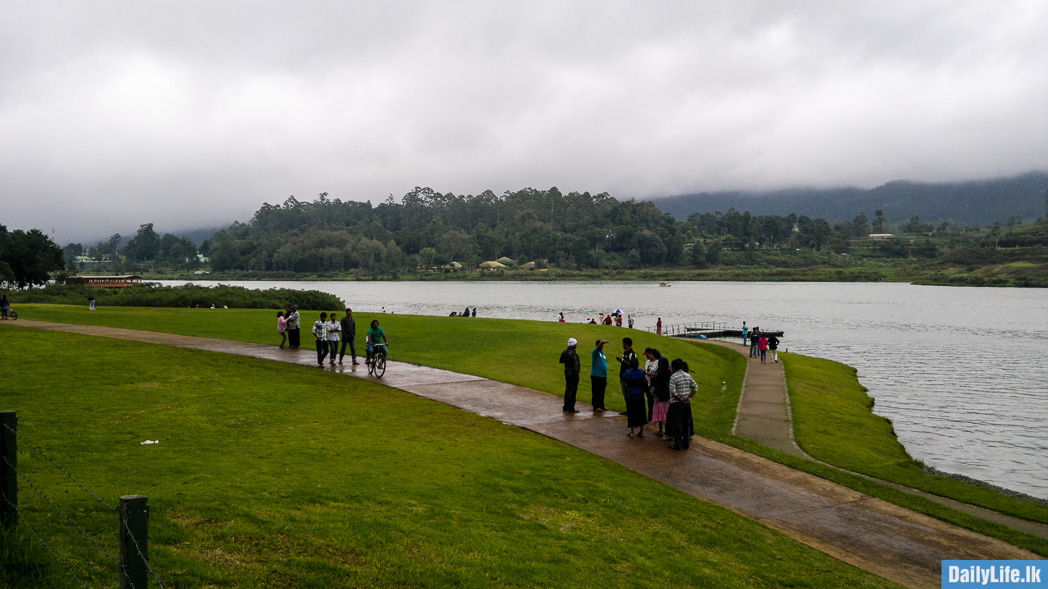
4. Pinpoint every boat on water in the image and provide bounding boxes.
[658,282,671,287]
